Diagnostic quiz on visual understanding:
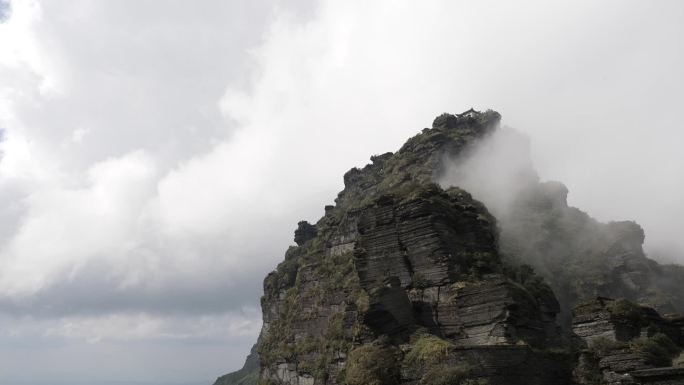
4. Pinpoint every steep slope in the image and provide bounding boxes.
[218,110,570,385]
[215,109,684,385]
[499,182,684,325]
[438,127,684,325]
[571,297,683,384]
